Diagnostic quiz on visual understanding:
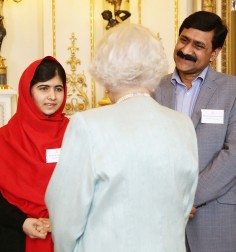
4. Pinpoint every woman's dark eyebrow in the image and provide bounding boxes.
[37,84,63,87]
